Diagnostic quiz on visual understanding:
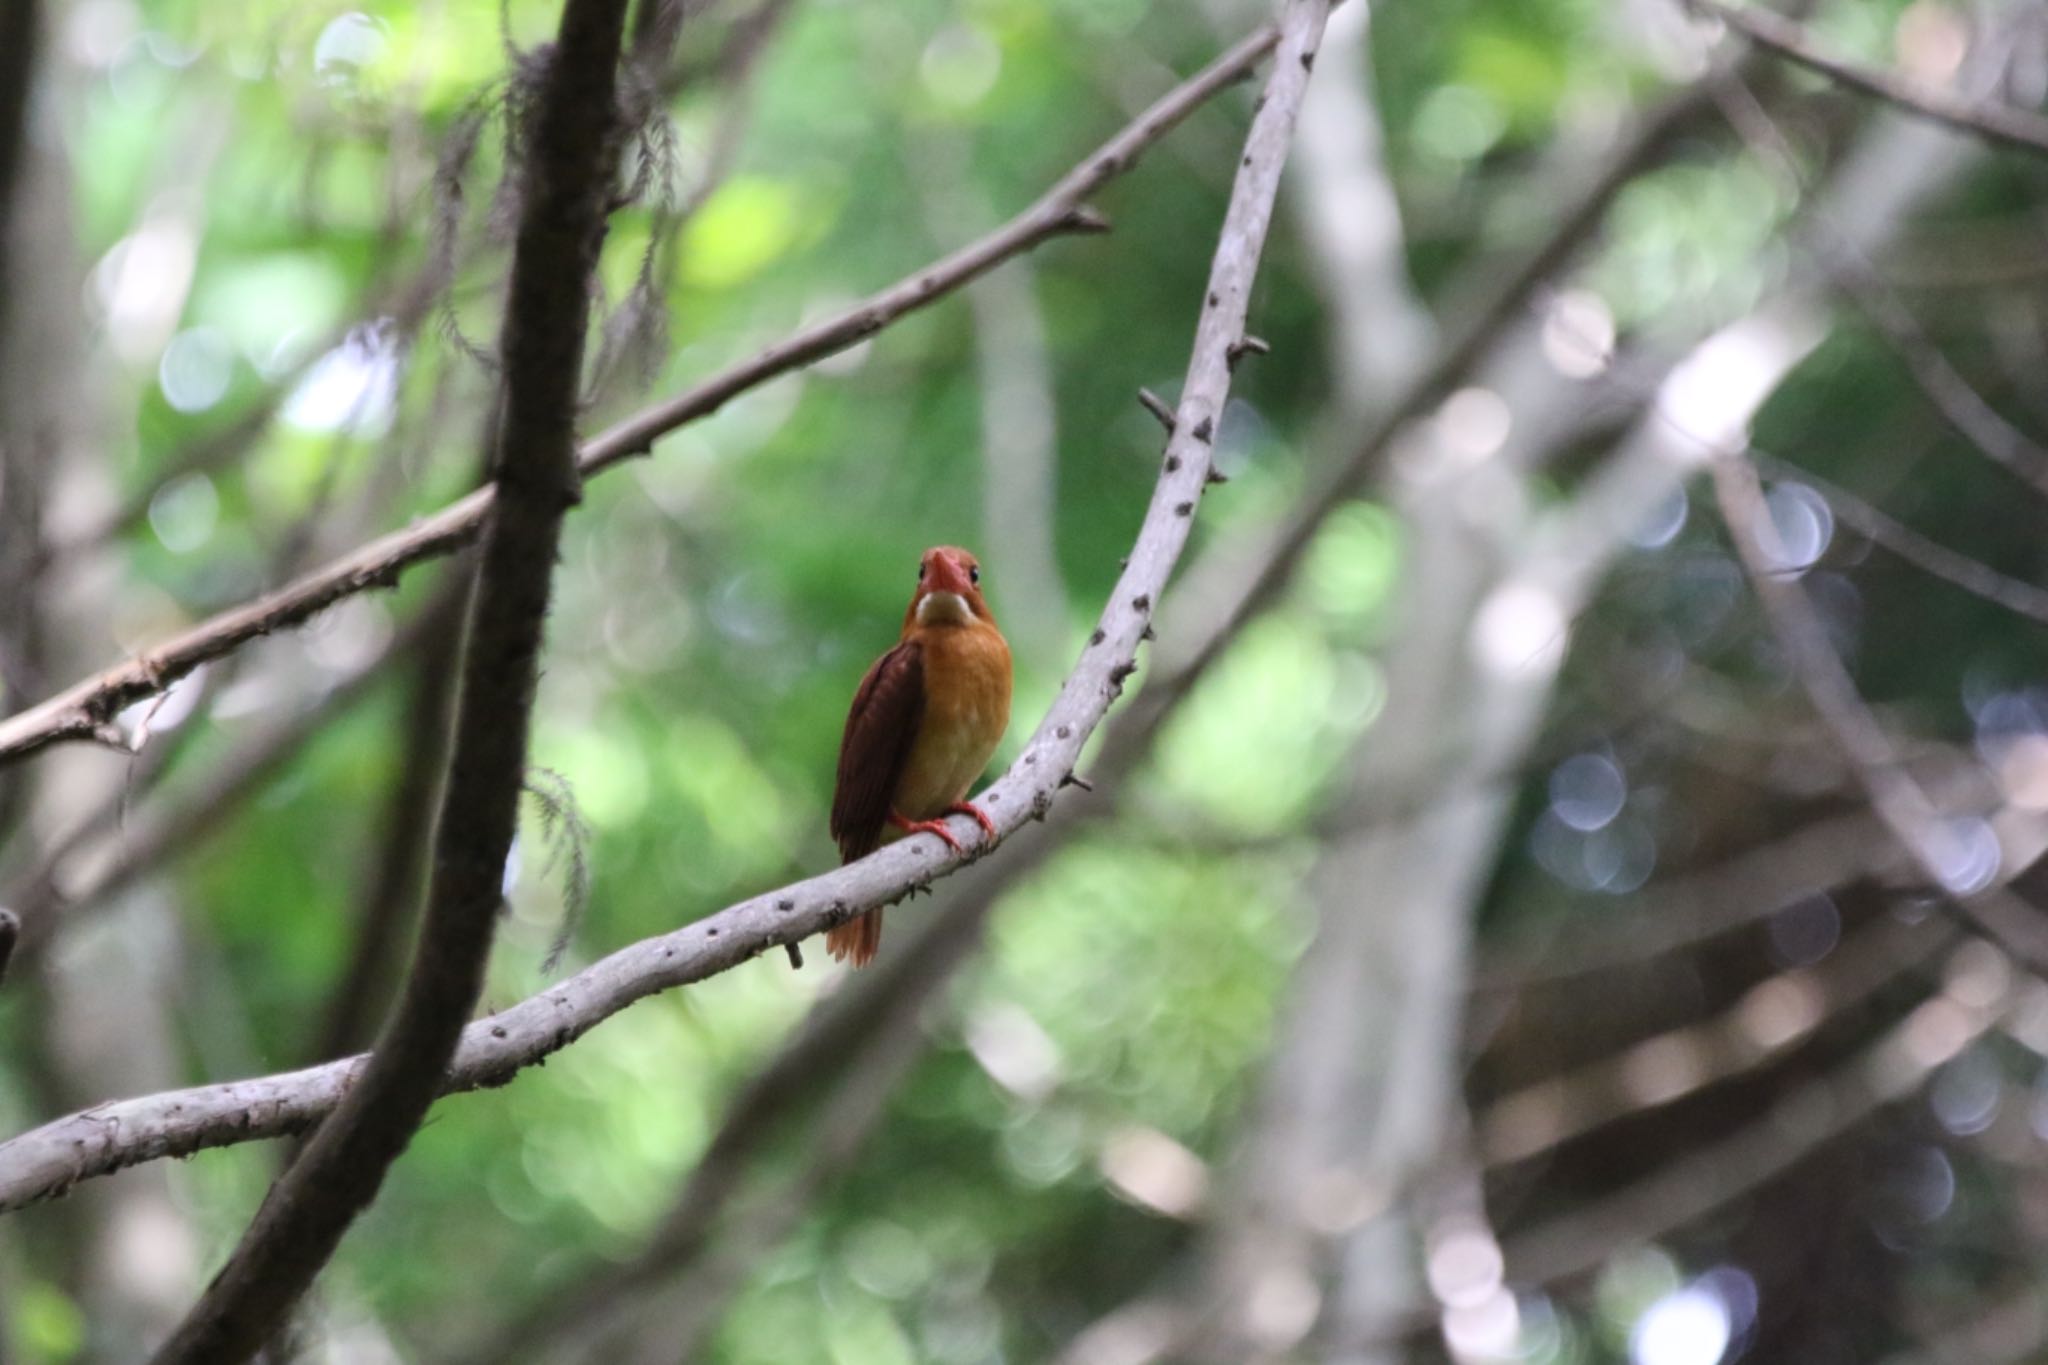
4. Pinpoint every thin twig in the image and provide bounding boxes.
[1137,387,1178,431]
[1756,449,2048,627]
[1685,0,2048,159]
[0,23,1283,770]
[0,5,1332,1218]
[1836,267,2048,492]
